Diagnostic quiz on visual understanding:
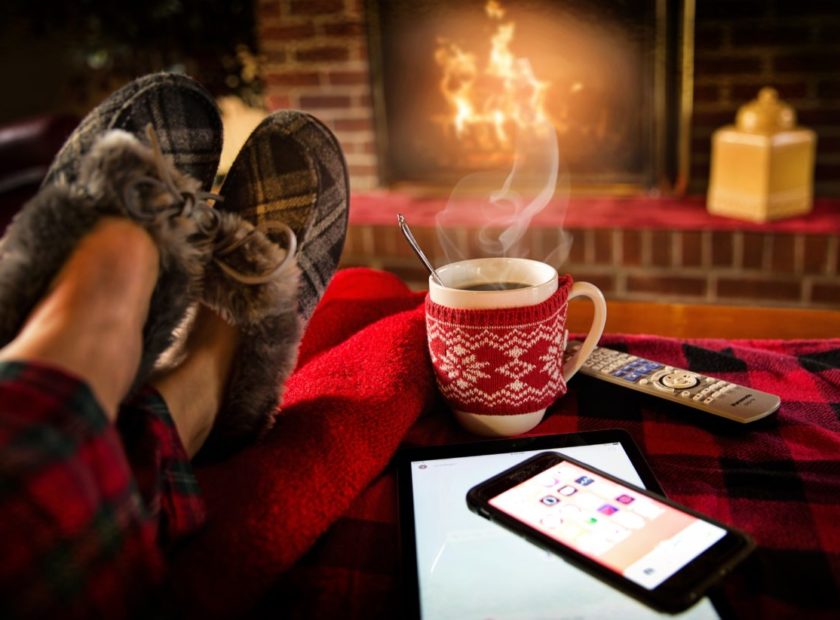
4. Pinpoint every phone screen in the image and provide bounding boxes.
[488,459,727,591]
